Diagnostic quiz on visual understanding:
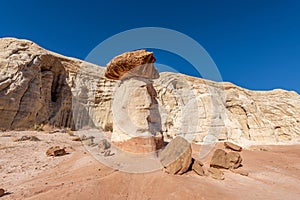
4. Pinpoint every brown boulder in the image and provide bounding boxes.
[192,159,205,176]
[227,152,242,169]
[210,149,229,169]
[208,167,224,180]
[210,149,242,169]
[224,142,242,152]
[105,50,159,80]
[46,146,67,157]
[159,136,192,175]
